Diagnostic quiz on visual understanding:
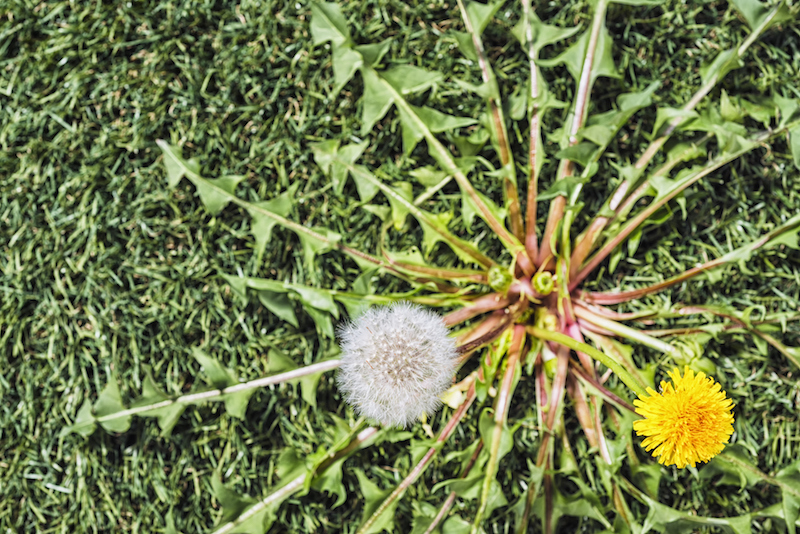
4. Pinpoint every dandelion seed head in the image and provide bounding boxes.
[633,366,735,468]
[336,302,459,428]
